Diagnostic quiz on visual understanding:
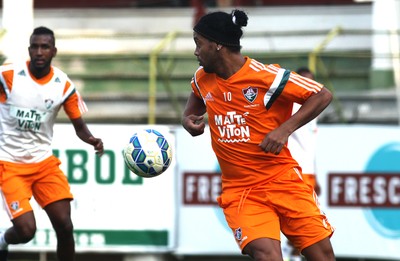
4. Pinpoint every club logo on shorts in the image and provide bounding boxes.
[234,227,242,240]
[234,227,248,246]
[10,201,19,211]
[242,86,258,103]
